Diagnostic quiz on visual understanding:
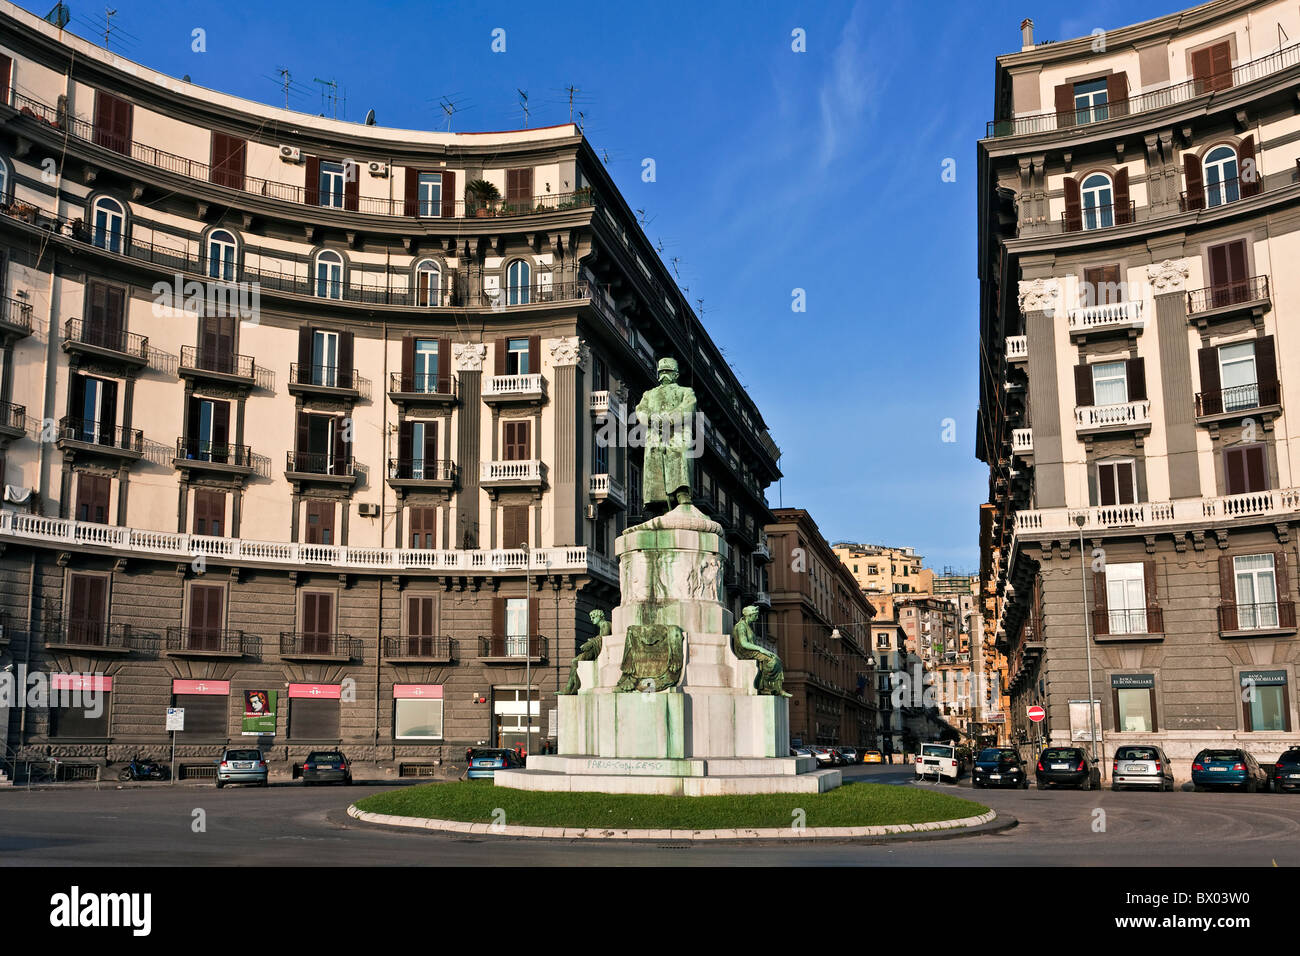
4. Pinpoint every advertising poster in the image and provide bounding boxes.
[241,689,277,735]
